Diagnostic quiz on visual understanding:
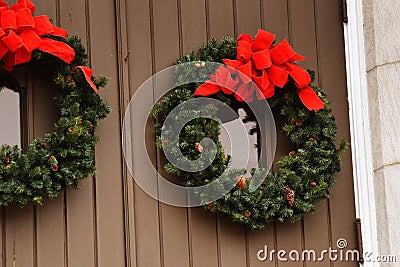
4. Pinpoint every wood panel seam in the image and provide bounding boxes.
[115,0,135,265]
[232,0,238,37]
[33,207,38,267]
[259,0,265,29]
[63,192,68,267]
[1,208,5,267]
[177,0,184,57]
[205,0,210,42]
[313,0,323,87]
